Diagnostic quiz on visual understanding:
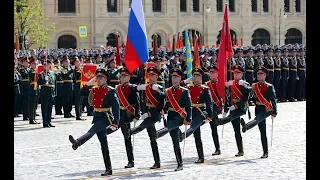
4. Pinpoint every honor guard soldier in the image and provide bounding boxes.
[131,66,165,169]
[214,65,252,157]
[69,68,120,176]
[279,48,290,102]
[106,59,121,87]
[53,58,64,115]
[244,48,255,85]
[254,48,265,70]
[179,68,213,163]
[73,57,85,120]
[153,56,166,88]
[264,48,274,84]
[19,57,30,120]
[37,59,56,128]
[287,48,298,102]
[240,66,277,158]
[156,68,192,171]
[296,48,306,101]
[235,48,246,80]
[14,62,21,118]
[28,57,40,124]
[106,67,141,168]
[205,65,223,156]
[61,57,75,118]
[273,48,282,101]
